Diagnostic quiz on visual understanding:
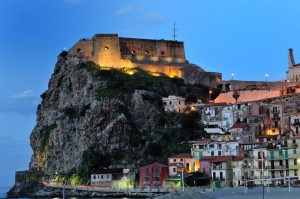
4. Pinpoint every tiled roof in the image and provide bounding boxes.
[204,102,228,107]
[232,156,243,161]
[194,139,214,145]
[200,156,217,161]
[169,153,192,159]
[140,162,168,169]
[230,123,248,129]
[210,156,232,163]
